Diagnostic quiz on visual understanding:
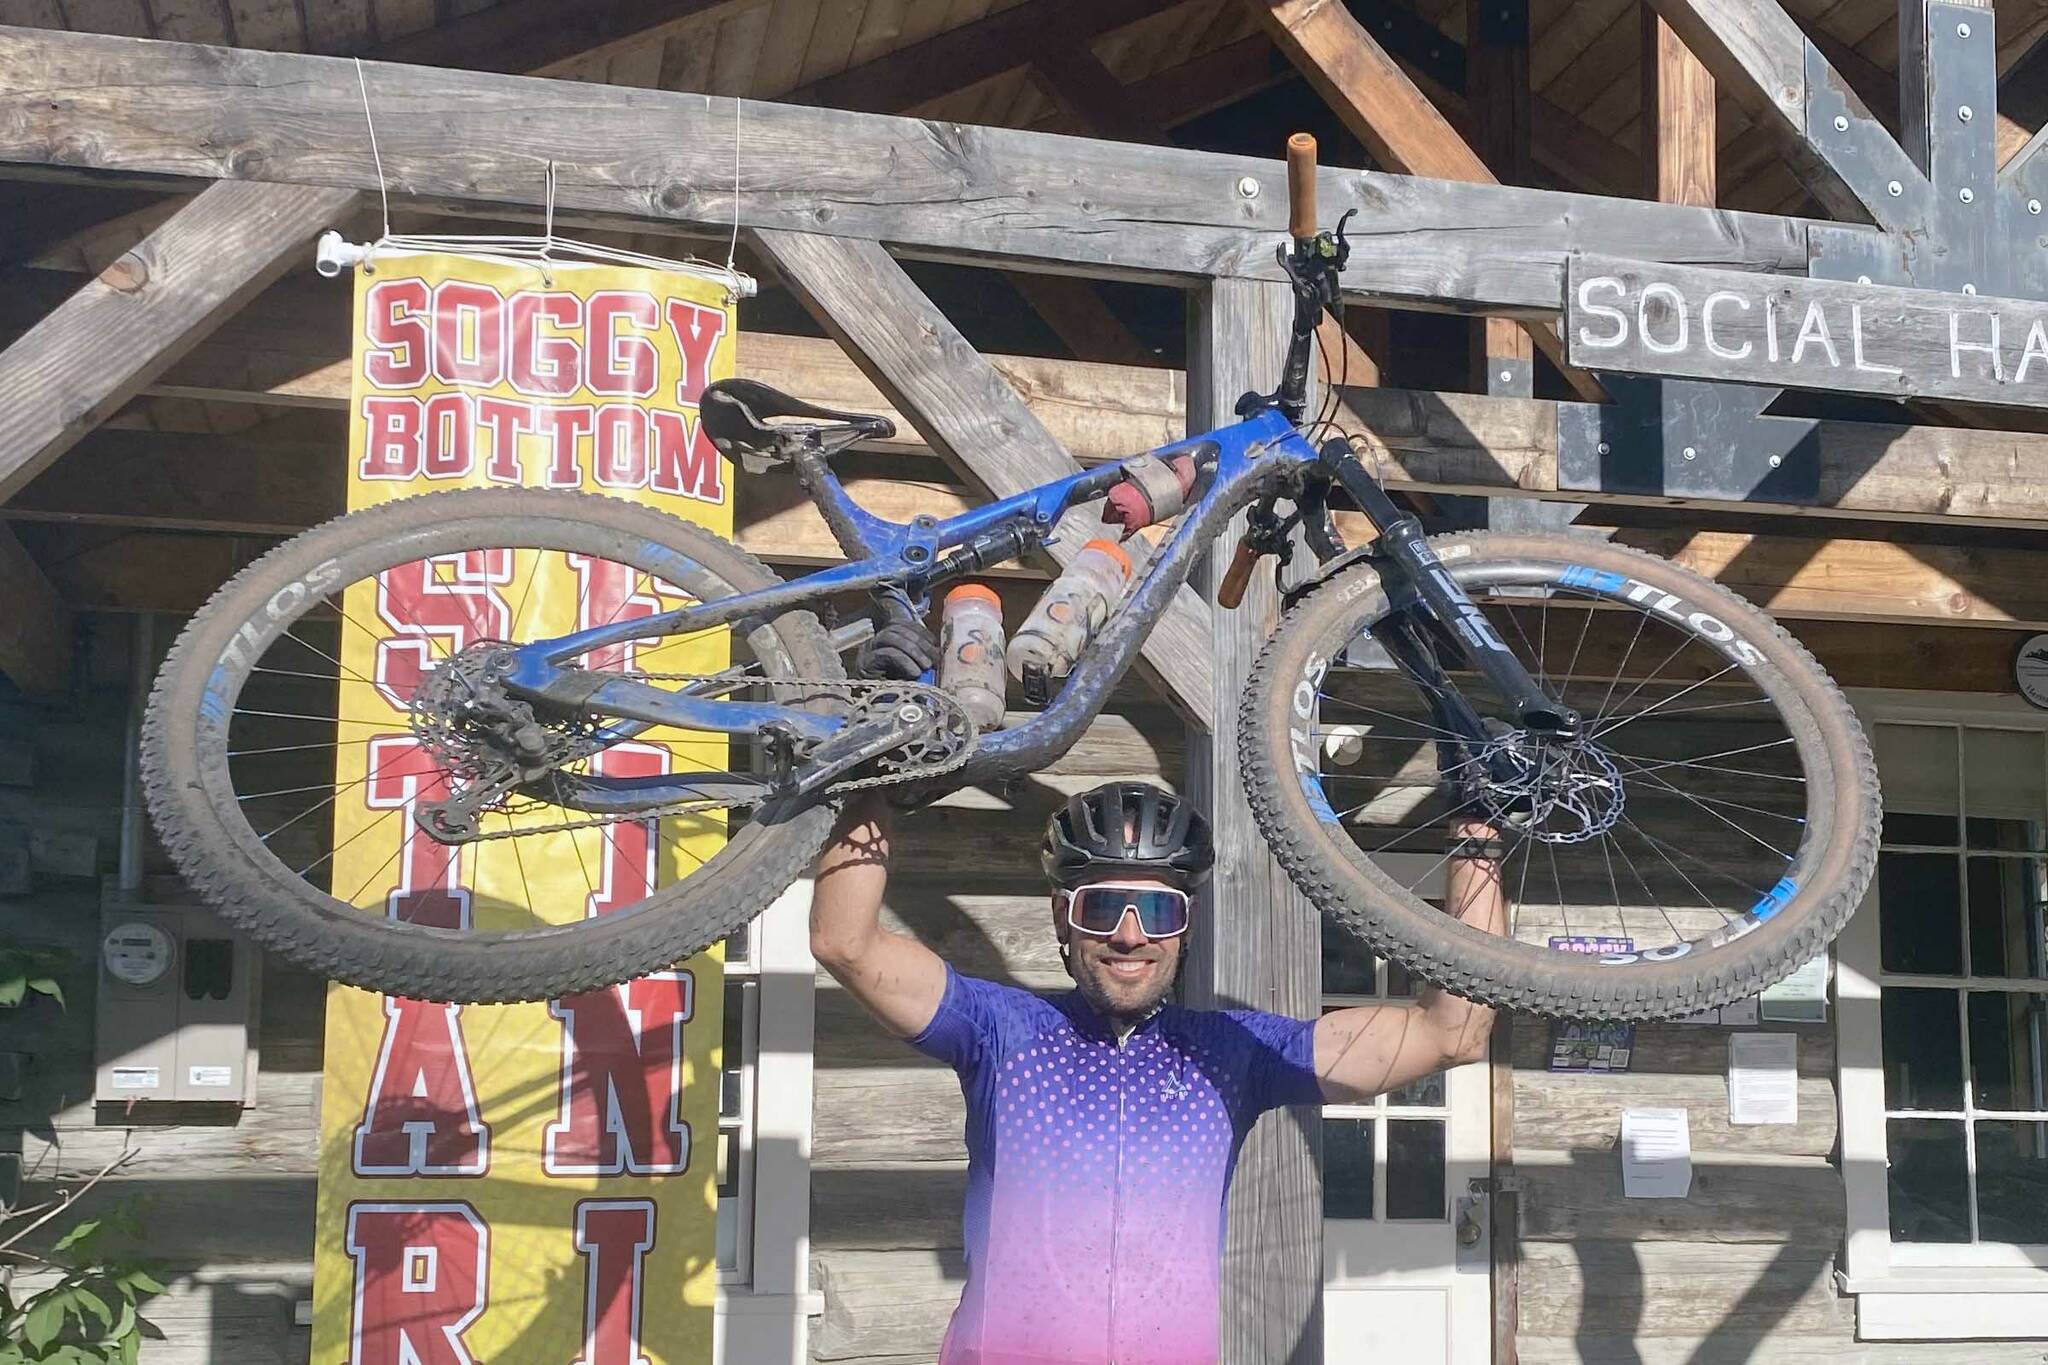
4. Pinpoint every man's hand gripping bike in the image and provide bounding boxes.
[143,136,1880,1017]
